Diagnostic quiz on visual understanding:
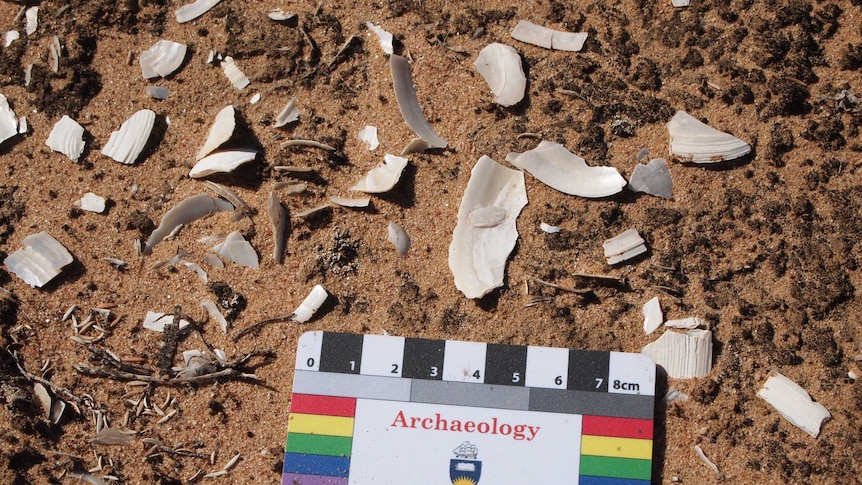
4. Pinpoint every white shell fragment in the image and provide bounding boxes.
[268,9,296,21]
[366,21,394,55]
[390,55,448,150]
[5,31,19,47]
[358,125,379,150]
[629,158,673,199]
[603,228,647,265]
[139,40,187,79]
[101,109,156,165]
[175,0,222,23]
[17,116,26,134]
[292,284,328,323]
[329,196,370,208]
[474,43,526,107]
[75,193,106,213]
[267,191,288,264]
[449,156,527,299]
[33,383,63,423]
[349,154,408,193]
[274,99,299,127]
[45,115,86,162]
[643,297,663,334]
[25,7,38,36]
[387,221,410,257]
[146,86,169,100]
[4,232,73,288]
[200,298,228,333]
[671,0,691,6]
[665,317,706,329]
[757,371,831,438]
[511,20,588,52]
[221,57,250,90]
[49,35,61,73]
[469,206,508,228]
[189,148,257,178]
[0,94,19,145]
[506,141,626,198]
[539,222,561,233]
[142,311,190,332]
[250,92,261,104]
[143,194,234,255]
[212,231,258,268]
[642,329,713,379]
[197,106,235,159]
[667,110,751,163]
